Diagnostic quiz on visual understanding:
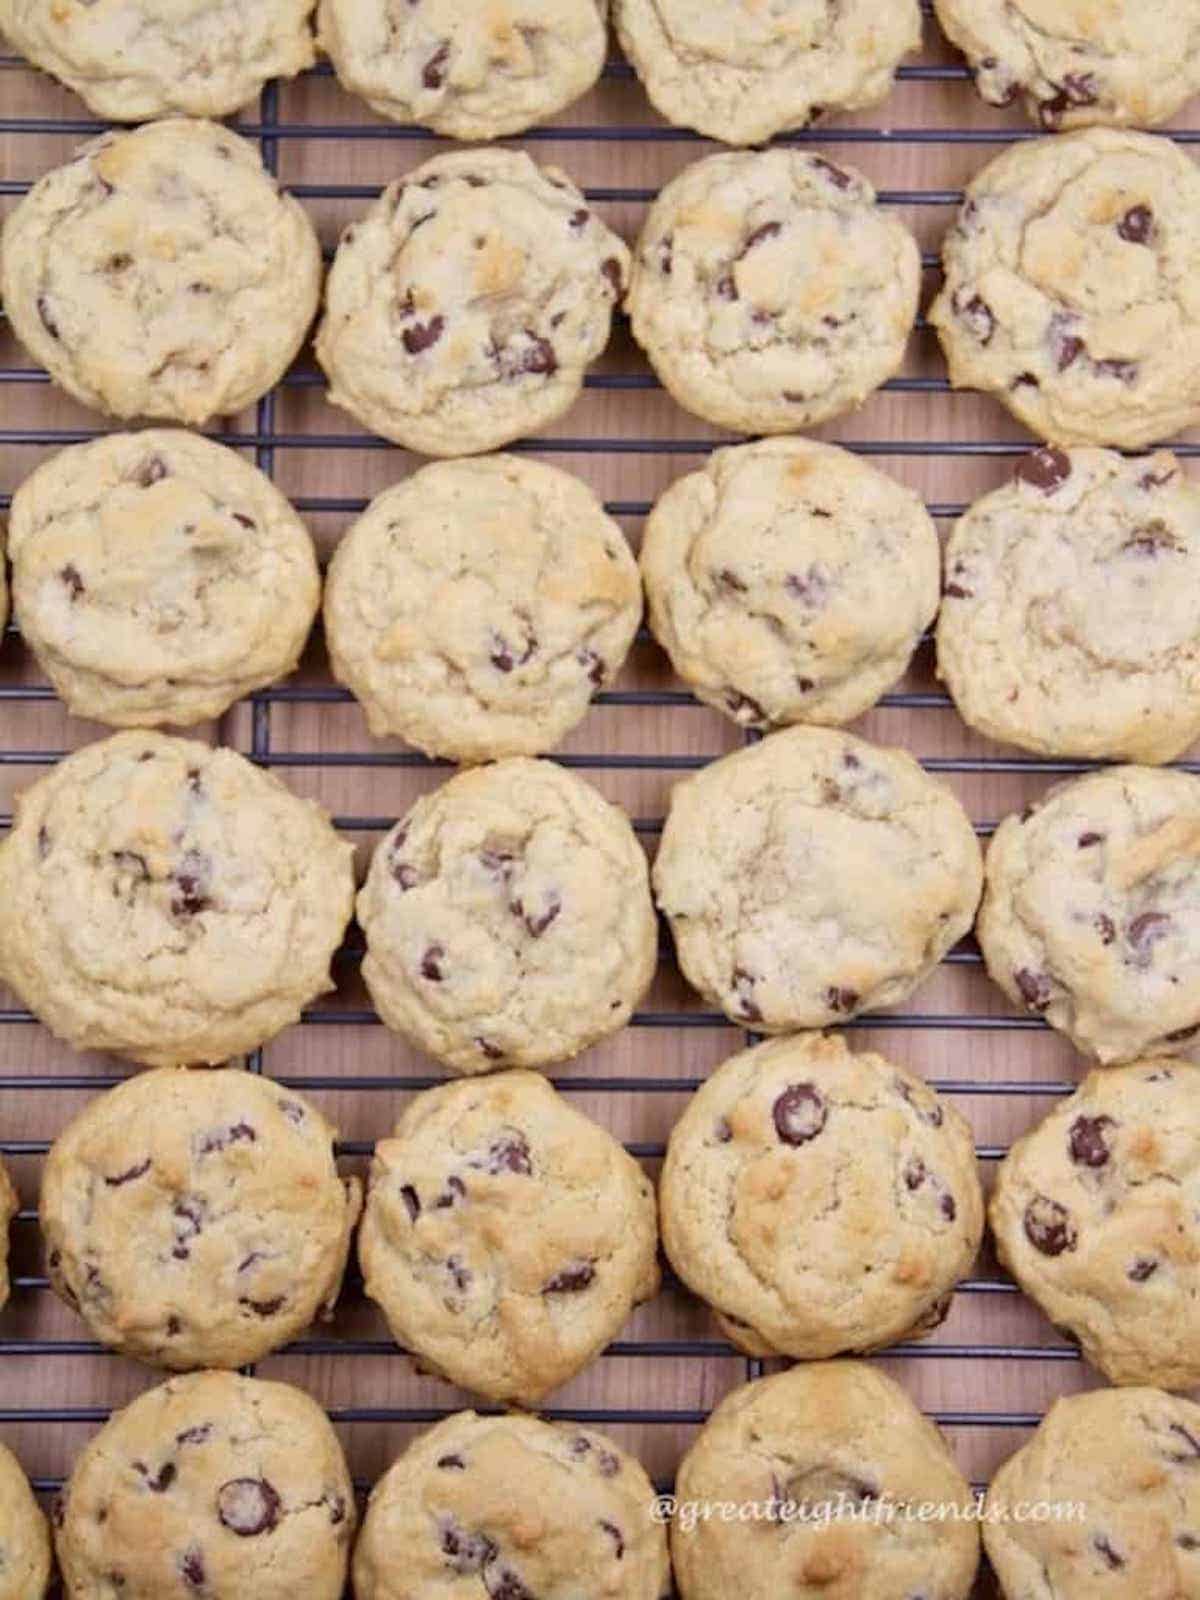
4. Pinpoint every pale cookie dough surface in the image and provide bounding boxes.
[324,455,642,761]
[662,1033,983,1360]
[0,0,315,121]
[0,731,354,1068]
[9,430,320,729]
[358,758,657,1073]
[641,438,940,731]
[41,1070,361,1371]
[931,128,1200,450]
[934,0,1200,130]
[627,149,920,435]
[360,1070,659,1404]
[316,148,629,457]
[978,765,1200,1064]
[985,1387,1200,1600]
[0,1156,14,1313]
[353,1411,669,1600]
[938,446,1200,764]
[991,1059,1200,1389]
[614,0,921,146]
[672,1362,980,1600]
[317,0,608,138]
[56,1372,355,1600]
[0,1442,51,1600]
[653,726,983,1032]
[0,120,321,426]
